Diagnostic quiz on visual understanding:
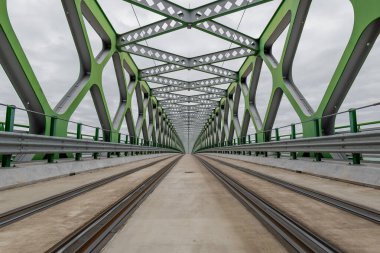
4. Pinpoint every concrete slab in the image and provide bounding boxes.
[0,155,175,213]
[202,154,380,212]
[103,155,287,253]
[205,153,380,187]
[201,156,380,252]
[0,154,171,189]
[0,156,180,253]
